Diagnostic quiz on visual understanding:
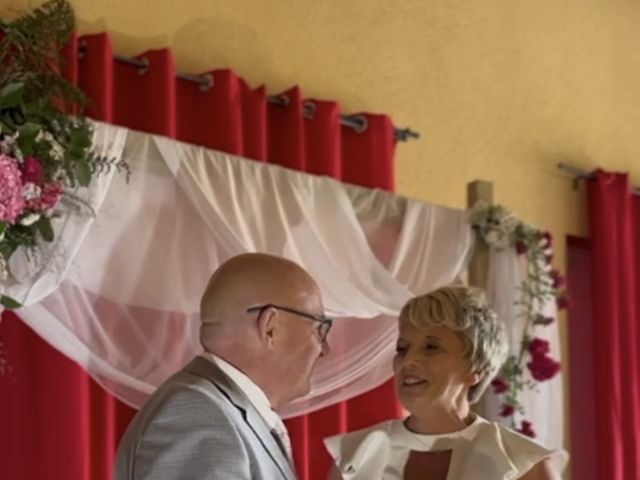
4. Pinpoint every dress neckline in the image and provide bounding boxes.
[391,415,486,452]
